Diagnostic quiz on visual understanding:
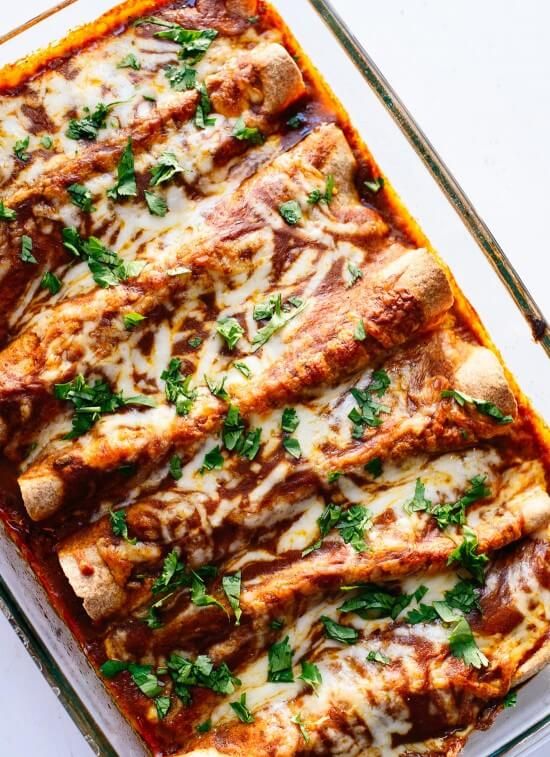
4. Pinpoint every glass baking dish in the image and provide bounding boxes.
[0,0,548,755]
